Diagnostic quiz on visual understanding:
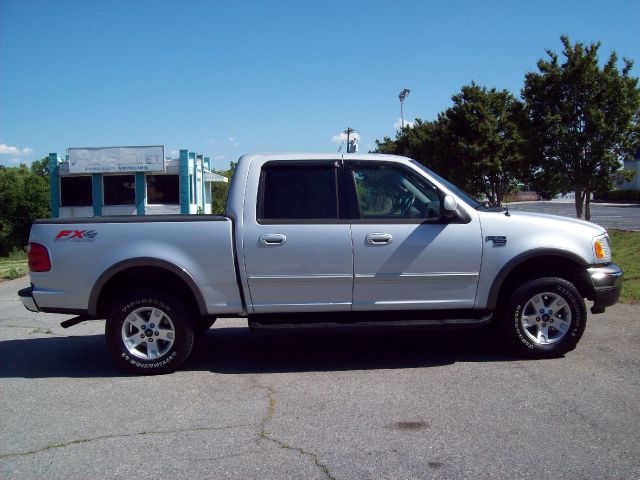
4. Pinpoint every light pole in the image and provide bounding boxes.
[344,127,355,153]
[399,88,410,129]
